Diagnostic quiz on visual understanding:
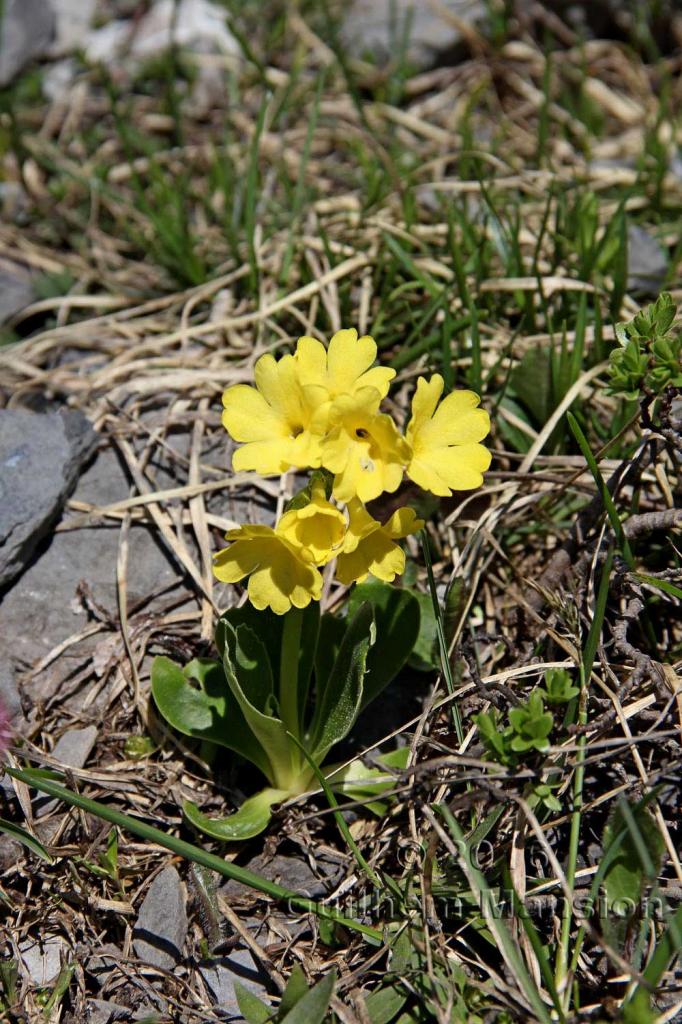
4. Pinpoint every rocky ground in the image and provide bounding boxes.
[0,2,681,1022]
